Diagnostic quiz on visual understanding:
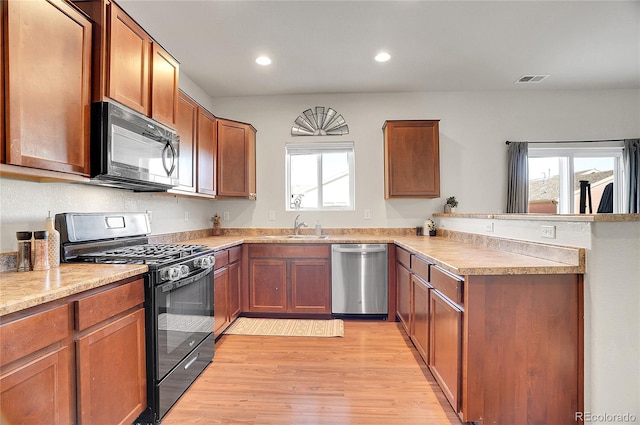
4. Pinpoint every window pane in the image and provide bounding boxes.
[528,157,560,213]
[574,157,614,213]
[290,154,318,209]
[322,152,350,207]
